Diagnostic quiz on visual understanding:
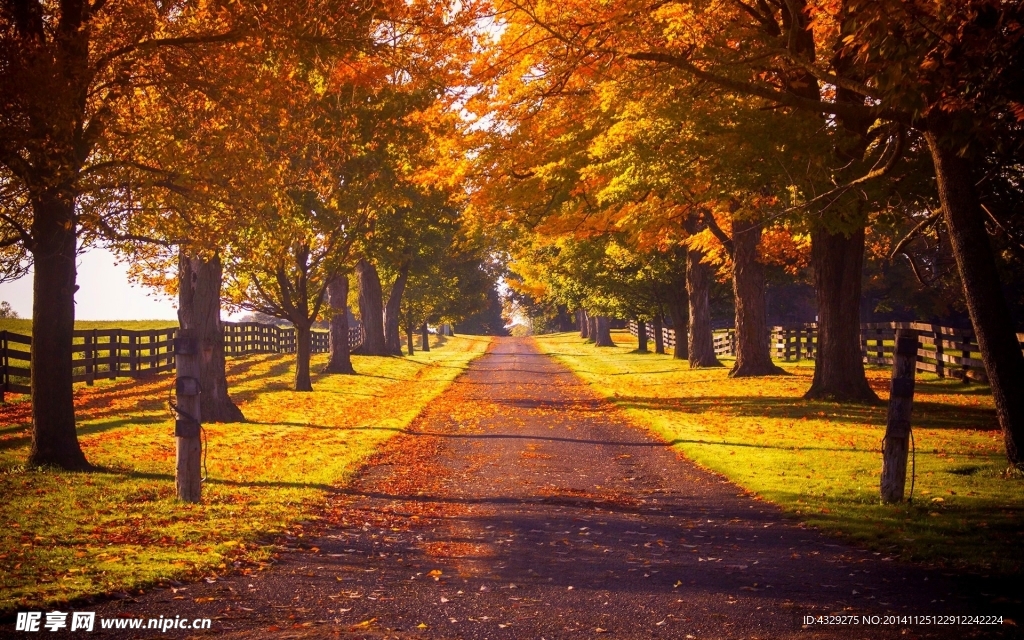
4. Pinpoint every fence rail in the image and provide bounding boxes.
[0,321,364,399]
[627,320,1024,383]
